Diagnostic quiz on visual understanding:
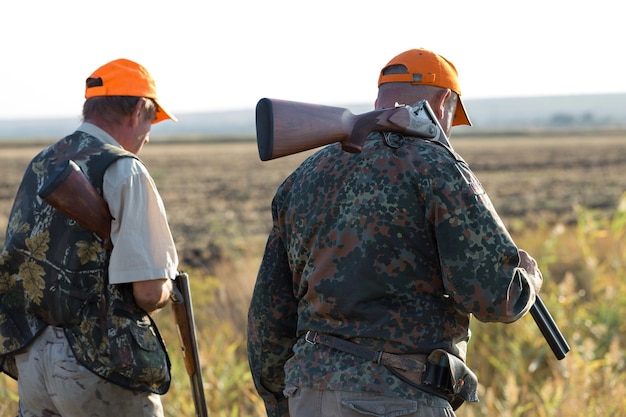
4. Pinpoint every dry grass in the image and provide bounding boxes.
[1,132,626,416]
